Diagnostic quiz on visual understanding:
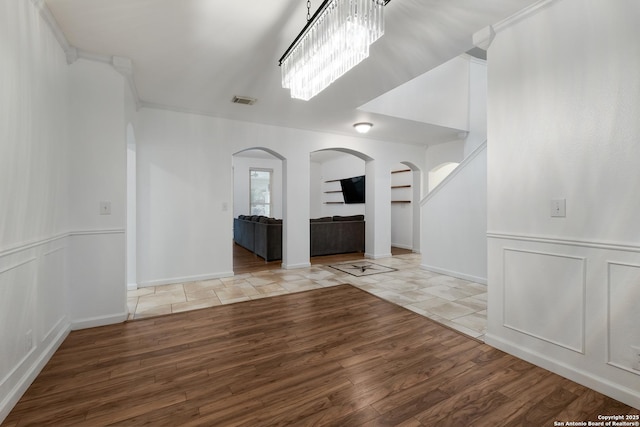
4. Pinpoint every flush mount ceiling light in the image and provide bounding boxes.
[279,0,390,101]
[353,122,373,133]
